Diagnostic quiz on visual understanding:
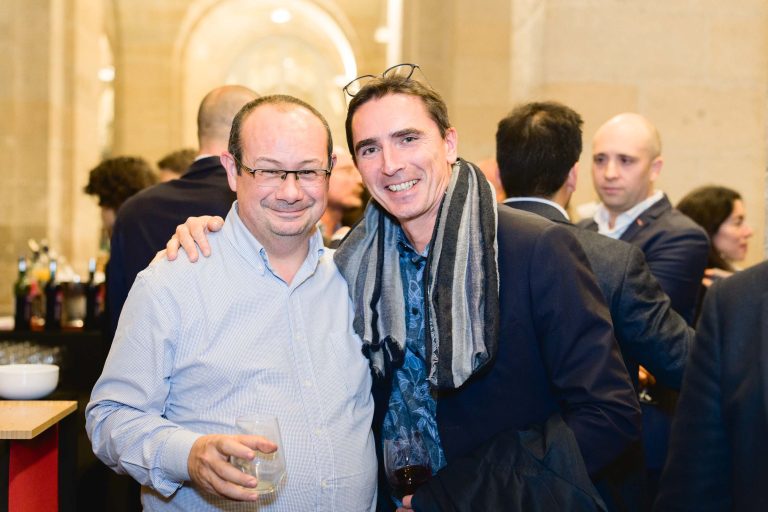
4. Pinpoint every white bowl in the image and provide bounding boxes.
[0,364,59,399]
